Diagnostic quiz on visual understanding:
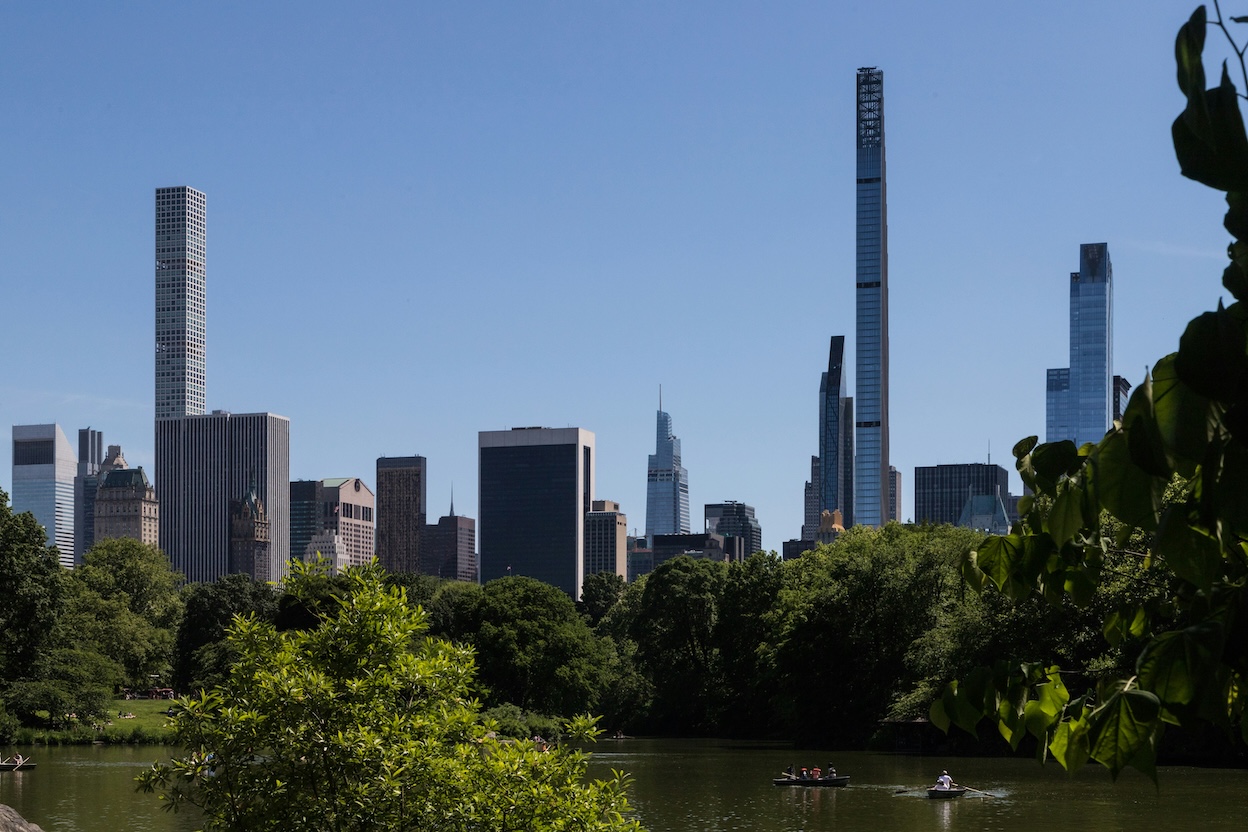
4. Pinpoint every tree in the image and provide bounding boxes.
[173,573,278,692]
[934,3,1248,780]
[0,488,65,685]
[138,564,641,832]
[580,571,626,628]
[471,577,609,716]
